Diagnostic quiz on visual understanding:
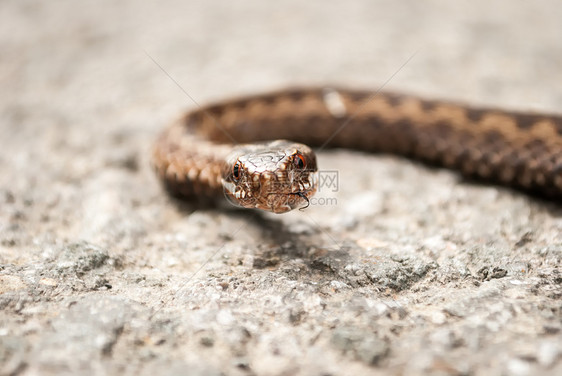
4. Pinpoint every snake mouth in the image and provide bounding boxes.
[253,171,318,213]
[257,191,311,213]
[222,185,311,213]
